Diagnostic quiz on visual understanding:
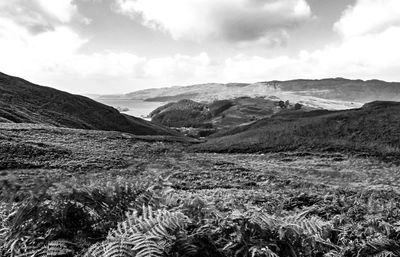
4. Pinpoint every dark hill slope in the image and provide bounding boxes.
[195,101,400,160]
[150,99,211,128]
[150,97,283,129]
[0,72,178,136]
